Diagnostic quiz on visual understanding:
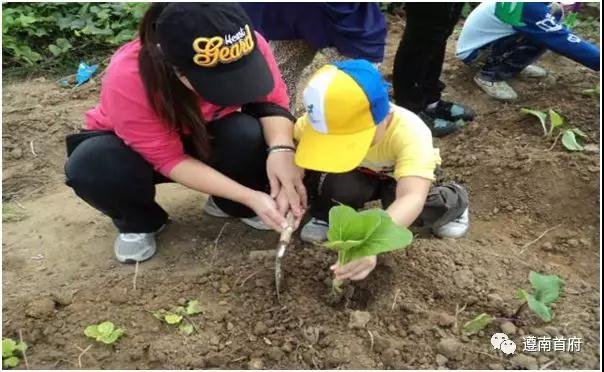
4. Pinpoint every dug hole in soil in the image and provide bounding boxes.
[2,16,601,370]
